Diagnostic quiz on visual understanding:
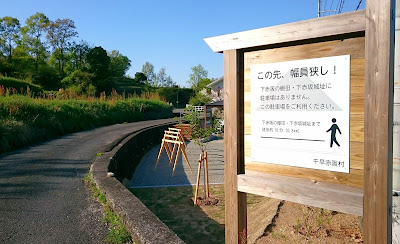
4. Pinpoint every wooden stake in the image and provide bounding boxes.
[205,151,210,198]
[194,153,203,205]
